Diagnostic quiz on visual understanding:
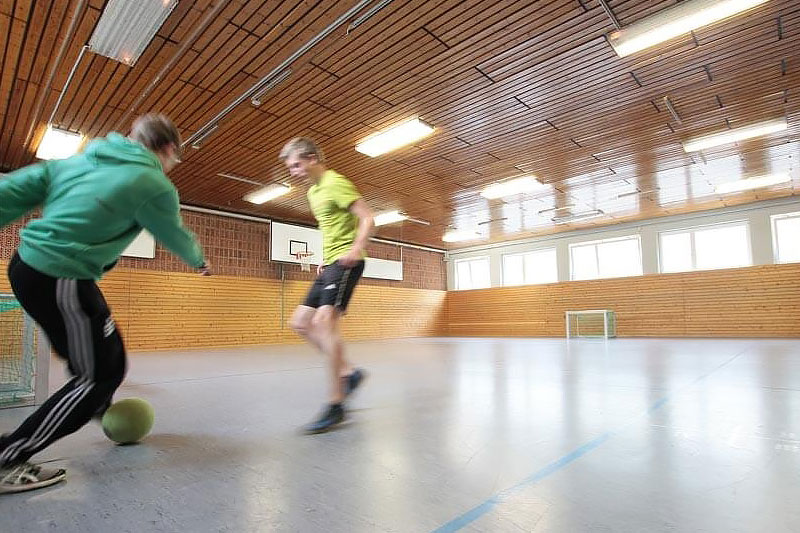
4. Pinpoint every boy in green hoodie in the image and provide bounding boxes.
[0,114,209,494]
